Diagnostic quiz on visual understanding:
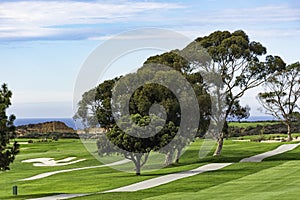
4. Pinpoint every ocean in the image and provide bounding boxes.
[13,116,277,130]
